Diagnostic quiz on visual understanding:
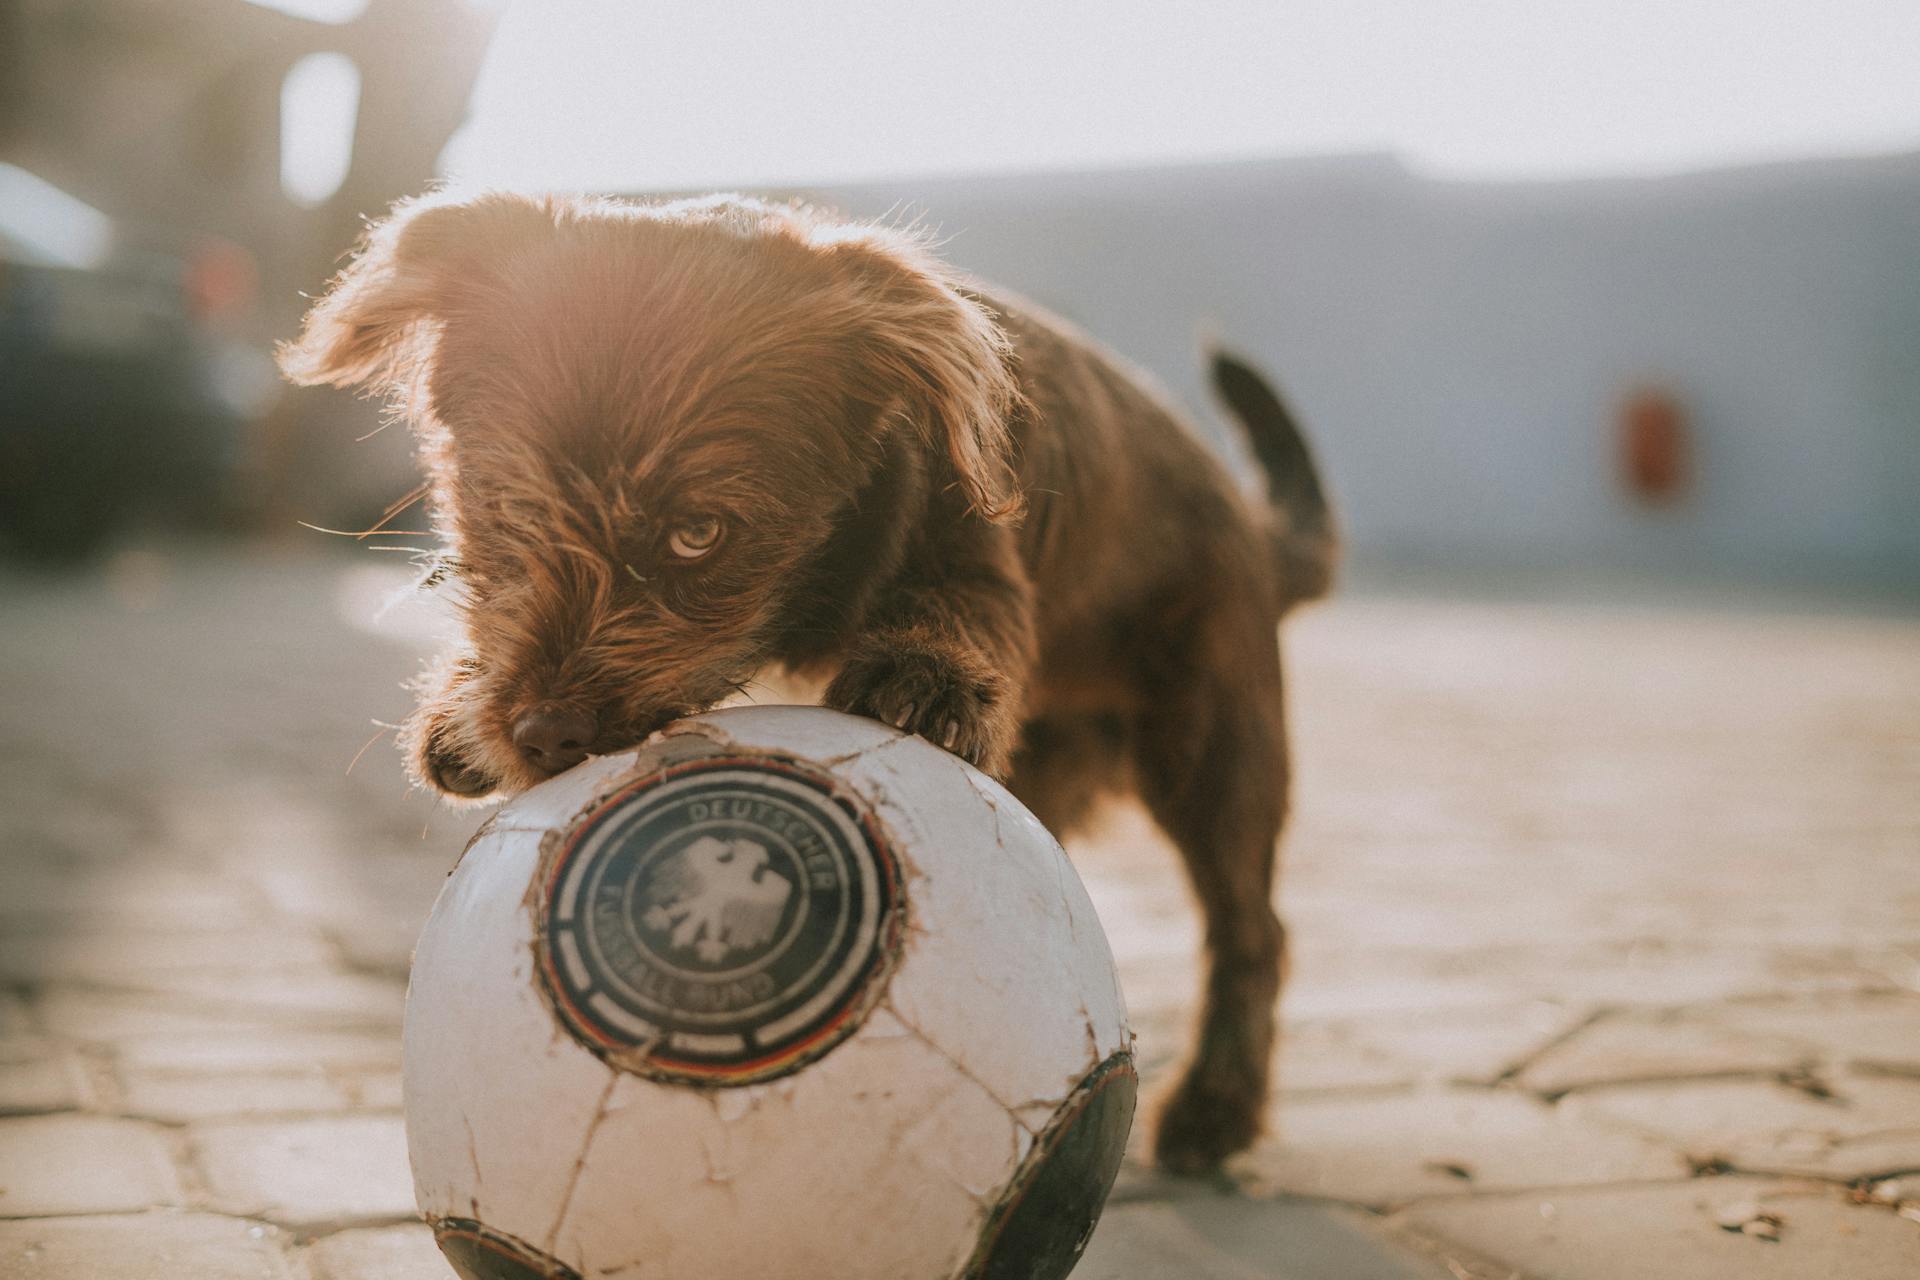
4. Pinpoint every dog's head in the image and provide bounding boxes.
[280,191,1021,799]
